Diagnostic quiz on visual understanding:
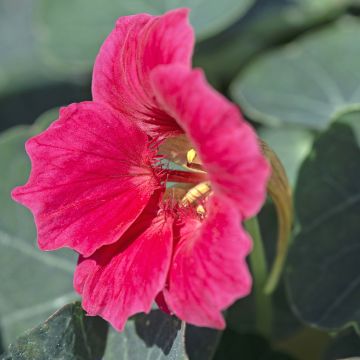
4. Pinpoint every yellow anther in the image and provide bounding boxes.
[186,148,197,165]
[181,182,211,205]
[196,204,206,215]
